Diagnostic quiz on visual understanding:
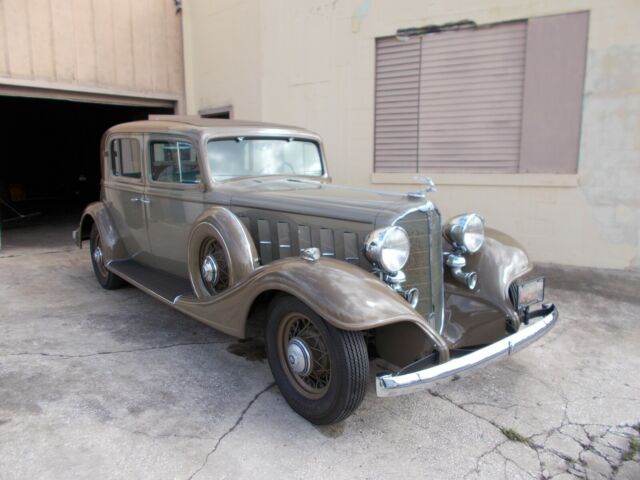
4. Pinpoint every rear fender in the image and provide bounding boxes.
[75,202,127,262]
